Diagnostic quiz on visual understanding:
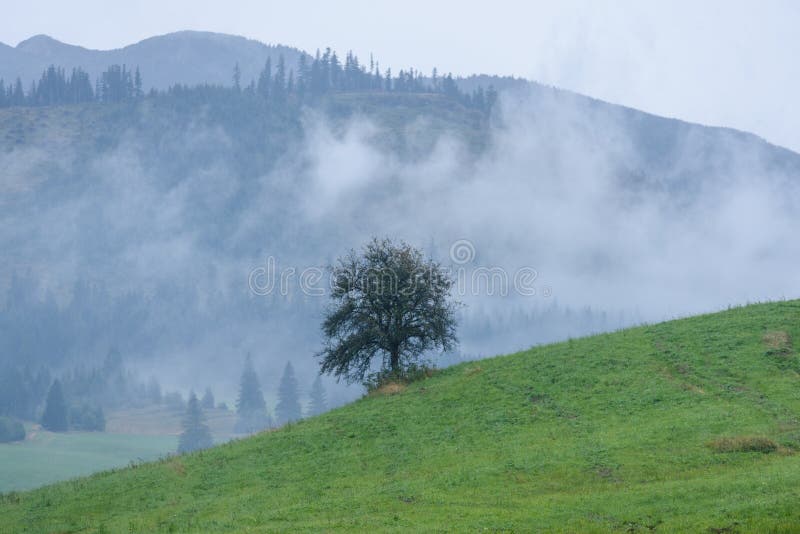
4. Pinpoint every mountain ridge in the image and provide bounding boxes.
[3,31,799,158]
[0,31,307,92]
